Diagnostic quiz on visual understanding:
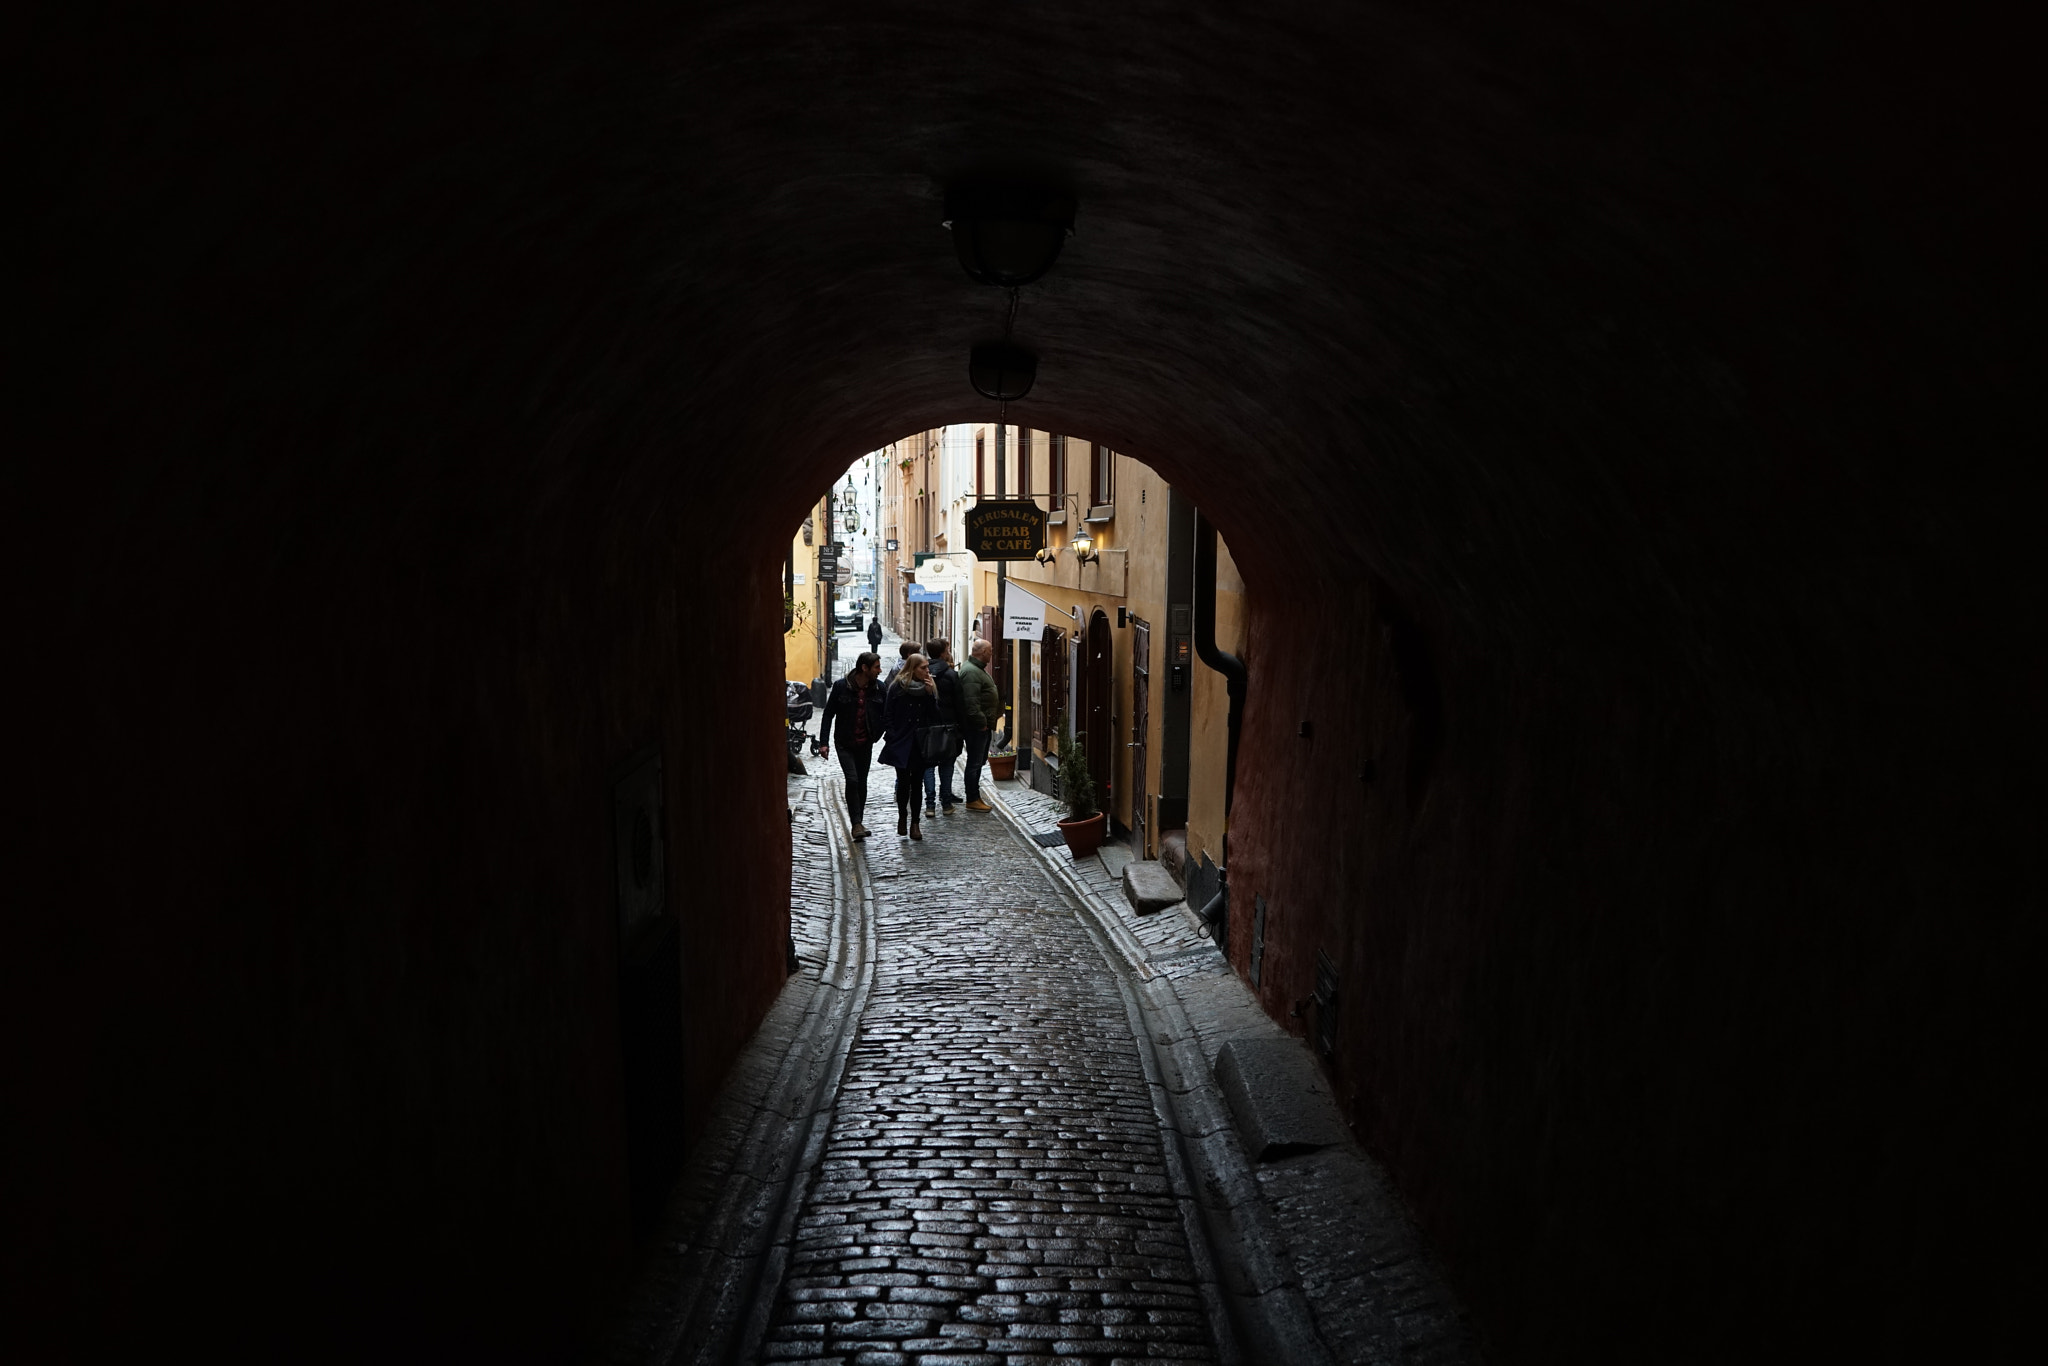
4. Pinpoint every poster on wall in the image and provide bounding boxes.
[1030,640,1042,705]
